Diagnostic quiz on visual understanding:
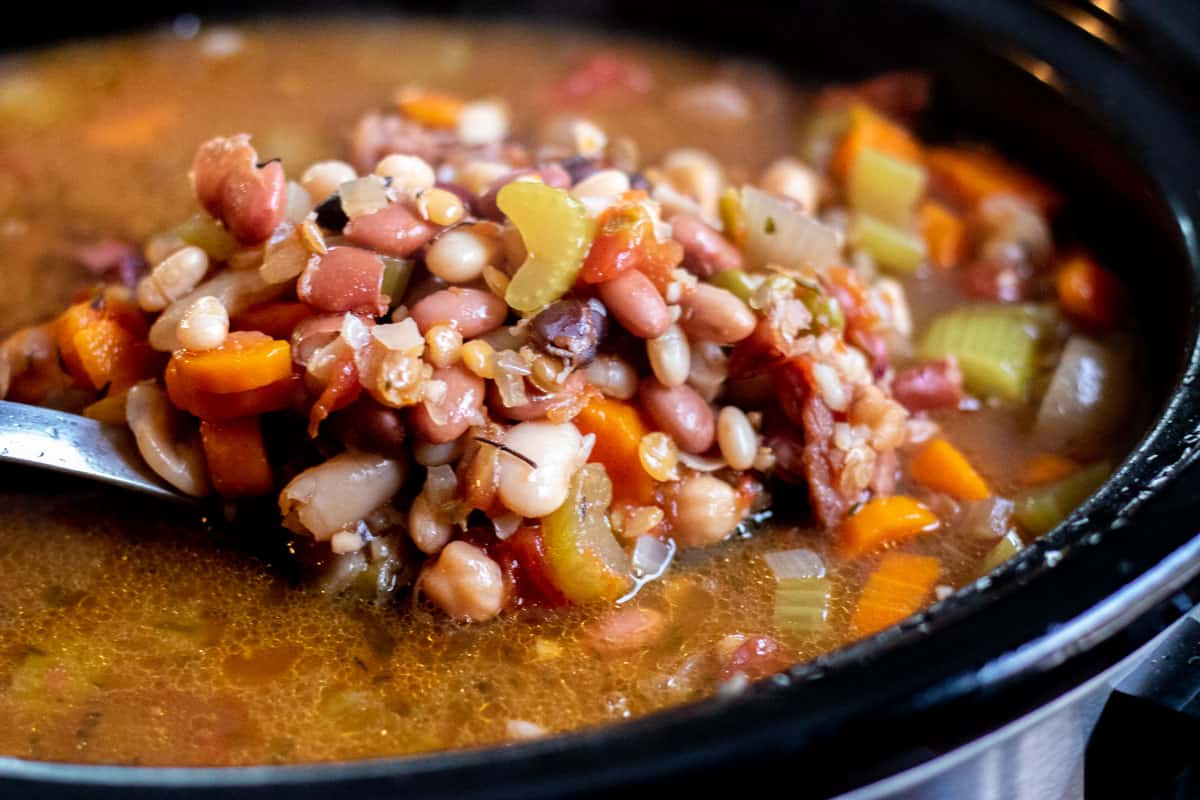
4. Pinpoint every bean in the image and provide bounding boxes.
[584,354,637,399]
[670,474,743,548]
[662,148,722,219]
[425,323,464,368]
[597,270,670,339]
[296,246,387,316]
[460,339,497,379]
[586,607,667,657]
[373,153,436,196]
[150,269,285,351]
[529,297,607,365]
[489,370,586,421]
[957,257,1034,303]
[647,323,690,387]
[279,451,406,541]
[671,214,743,277]
[416,187,466,226]
[679,283,756,344]
[892,359,964,413]
[717,406,757,470]
[343,201,439,258]
[423,541,504,621]
[457,99,510,146]
[334,398,407,459]
[300,160,357,203]
[409,364,485,444]
[408,493,452,555]
[191,134,286,244]
[496,421,584,518]
[758,157,819,214]
[176,295,229,351]
[412,436,467,467]
[425,226,502,284]
[639,378,715,454]
[409,287,508,338]
[137,245,210,312]
[126,382,210,497]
